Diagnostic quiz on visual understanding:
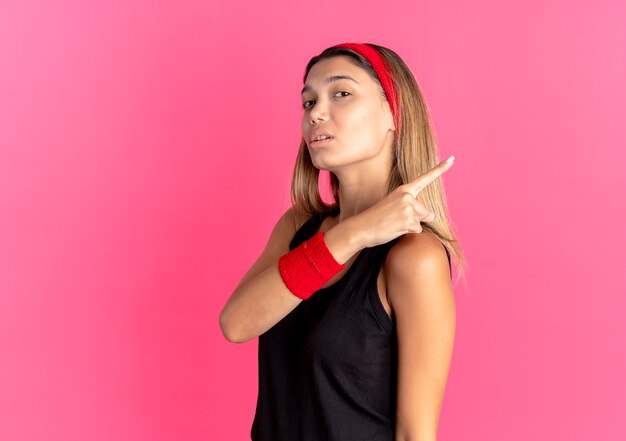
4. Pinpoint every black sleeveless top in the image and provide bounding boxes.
[251,208,451,441]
